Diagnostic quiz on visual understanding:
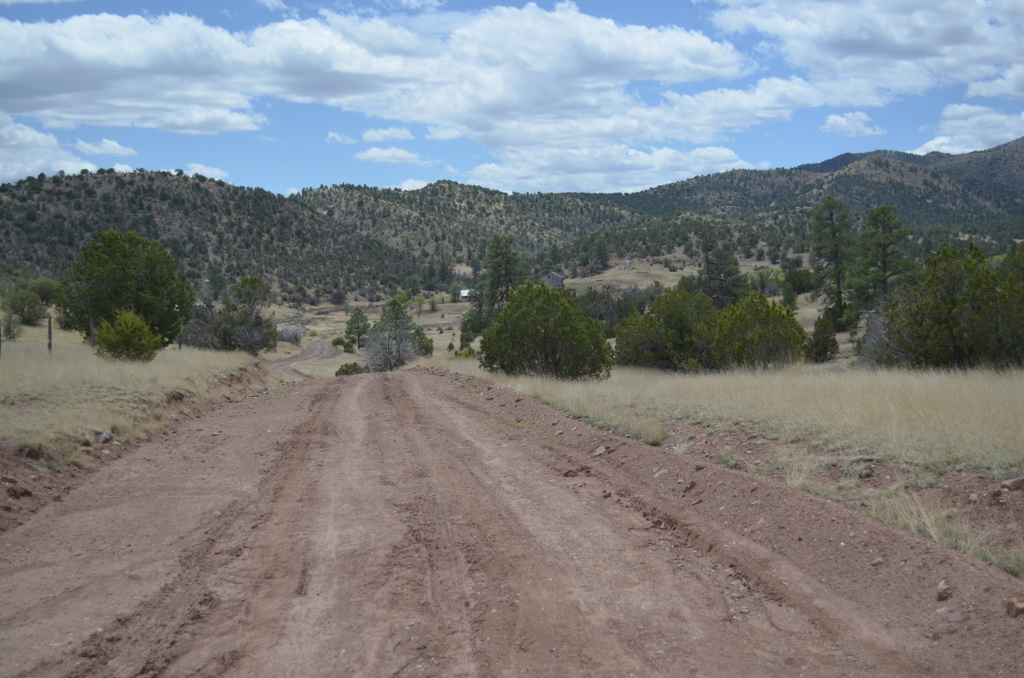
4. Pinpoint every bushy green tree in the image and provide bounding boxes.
[28,277,58,305]
[852,205,912,308]
[345,307,370,348]
[182,276,277,355]
[714,293,806,368]
[54,230,193,345]
[479,282,610,379]
[366,298,421,371]
[614,289,718,371]
[3,288,46,326]
[862,243,1024,367]
[806,313,839,363]
[95,308,163,361]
